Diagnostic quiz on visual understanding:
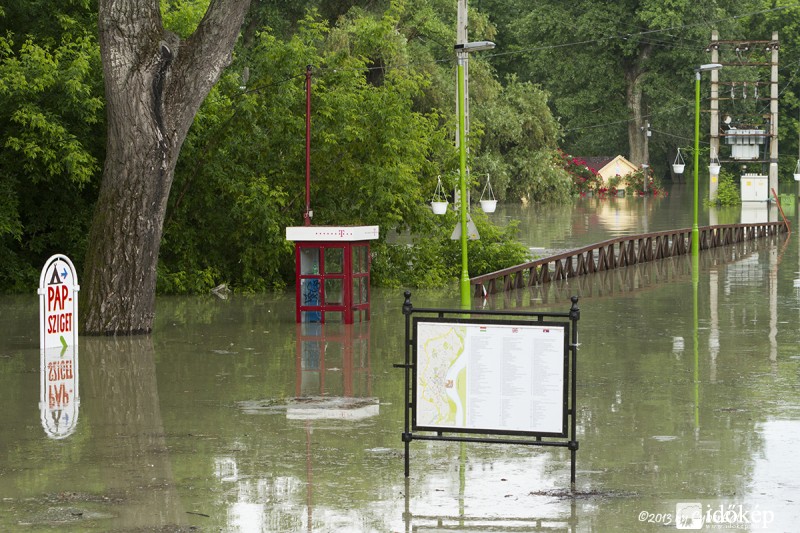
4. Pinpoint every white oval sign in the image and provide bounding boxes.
[38,254,79,350]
